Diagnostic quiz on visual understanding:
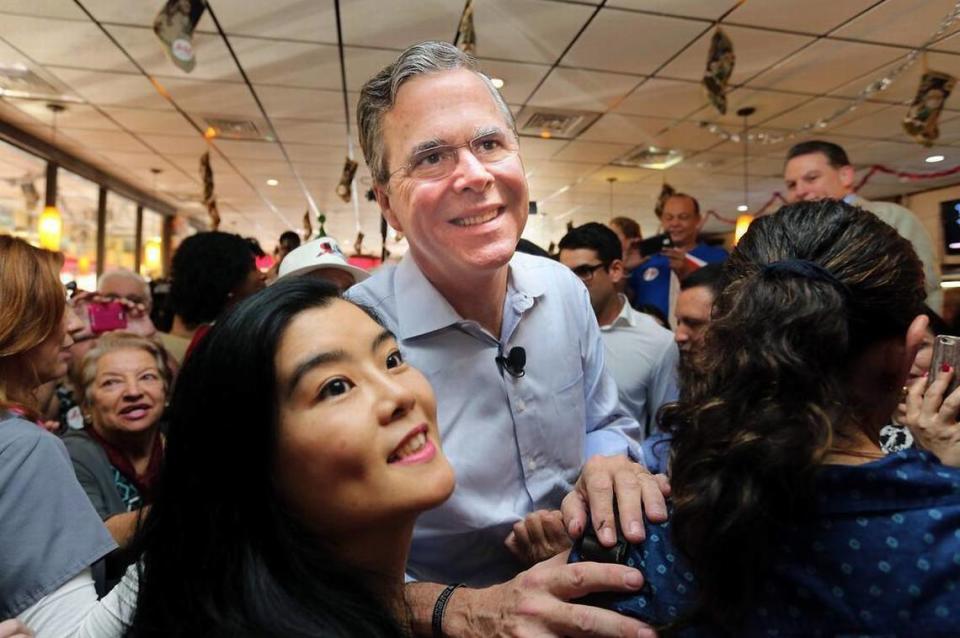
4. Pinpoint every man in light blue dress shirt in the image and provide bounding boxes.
[348,41,663,637]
